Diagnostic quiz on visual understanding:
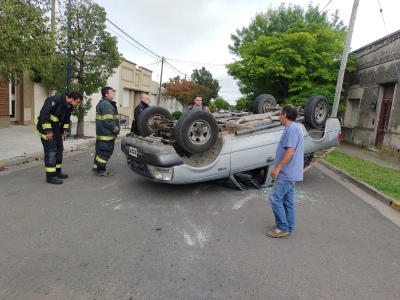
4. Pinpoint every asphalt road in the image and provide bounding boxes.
[0,143,399,300]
